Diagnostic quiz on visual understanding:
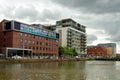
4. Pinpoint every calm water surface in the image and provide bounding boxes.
[0,61,120,80]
